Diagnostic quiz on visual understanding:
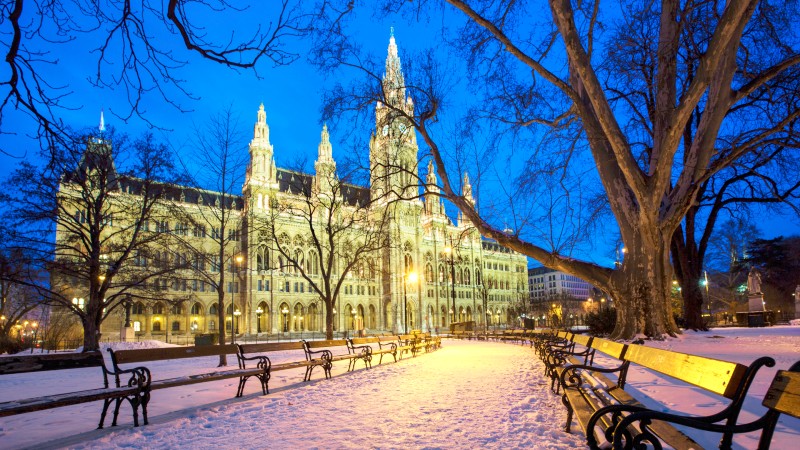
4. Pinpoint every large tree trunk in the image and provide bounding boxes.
[82,311,102,352]
[216,285,228,367]
[671,221,709,331]
[325,300,334,340]
[612,227,679,339]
